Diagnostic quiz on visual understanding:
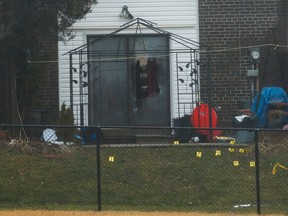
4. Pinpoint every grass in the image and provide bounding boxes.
[100,145,257,212]
[0,145,98,210]
[0,137,287,214]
